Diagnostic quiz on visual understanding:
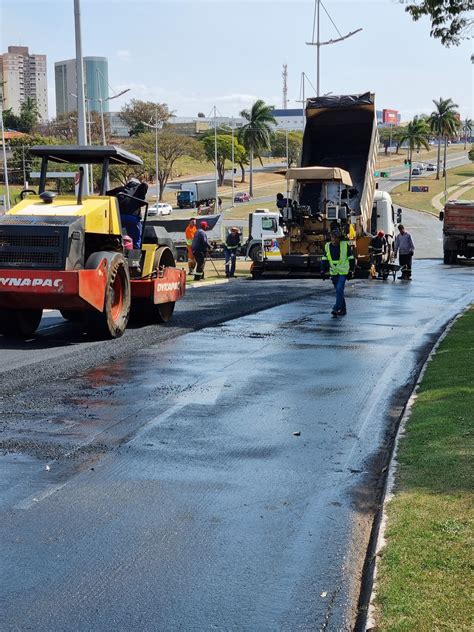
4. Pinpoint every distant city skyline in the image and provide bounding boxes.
[1,0,472,123]
[0,45,48,119]
[55,56,109,116]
